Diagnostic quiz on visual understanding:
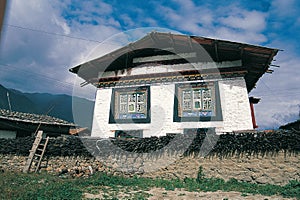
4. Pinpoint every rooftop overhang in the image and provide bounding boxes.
[69,31,279,92]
